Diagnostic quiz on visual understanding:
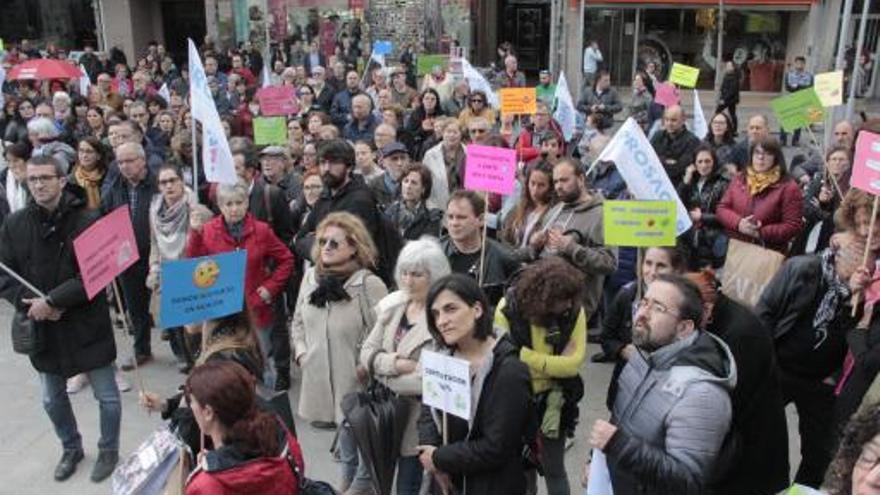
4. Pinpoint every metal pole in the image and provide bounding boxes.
[836,0,856,71]
[846,0,872,121]
[632,9,640,81]
[716,0,724,89]
[549,0,558,75]
[577,0,586,95]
